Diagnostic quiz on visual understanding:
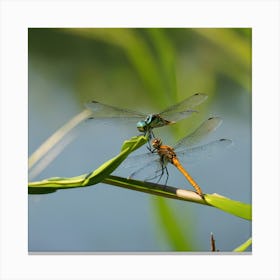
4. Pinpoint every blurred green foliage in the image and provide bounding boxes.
[29,27,251,106]
[29,27,251,140]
